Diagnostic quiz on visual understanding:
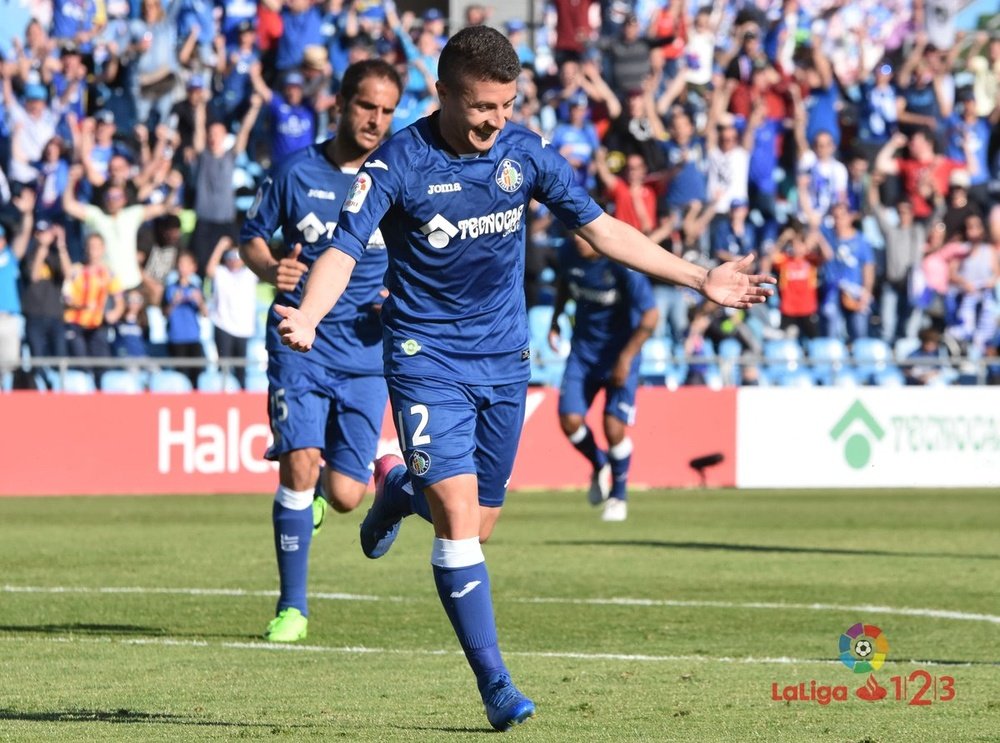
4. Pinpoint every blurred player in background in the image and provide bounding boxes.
[238,60,401,643]
[548,234,657,522]
[273,27,773,729]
